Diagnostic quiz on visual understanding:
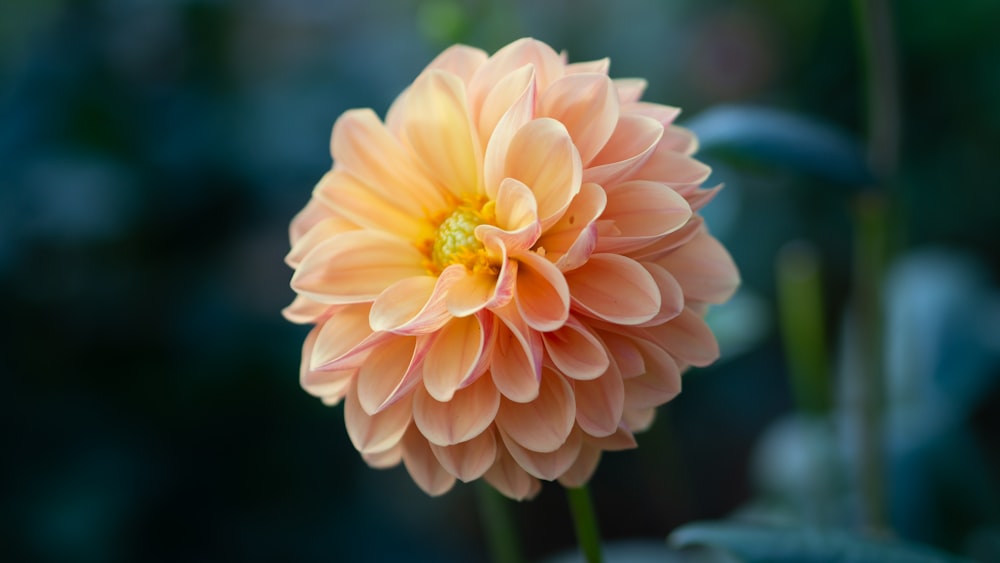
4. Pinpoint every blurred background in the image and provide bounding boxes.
[3,0,999,561]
